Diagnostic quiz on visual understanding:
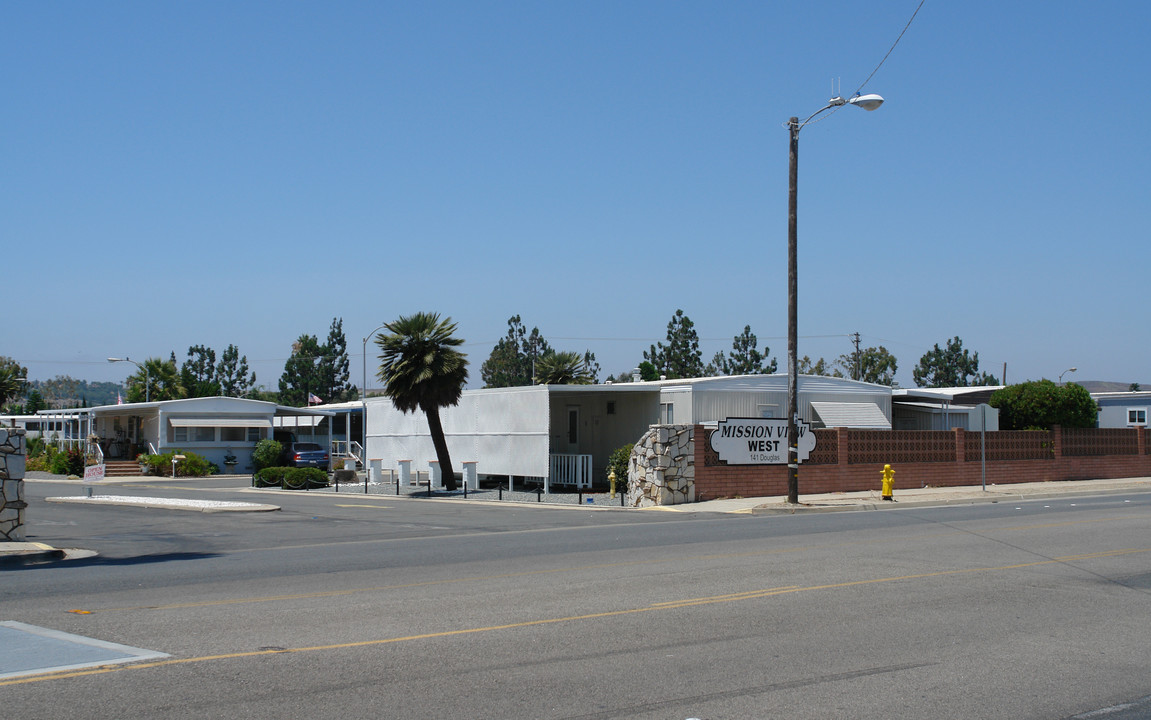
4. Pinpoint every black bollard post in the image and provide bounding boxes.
[536,485,543,502]
[578,489,582,505]
[498,484,503,501]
